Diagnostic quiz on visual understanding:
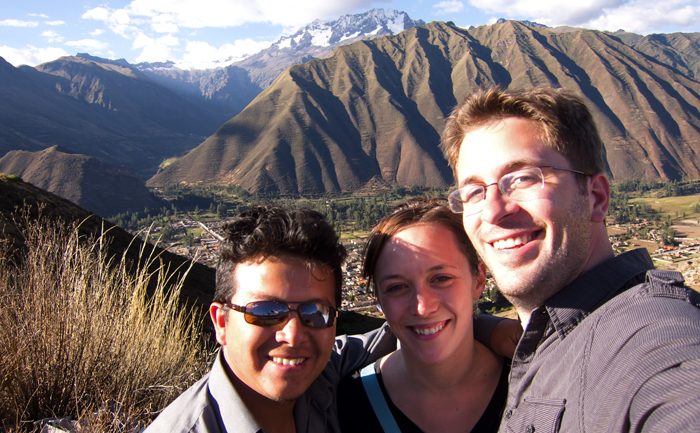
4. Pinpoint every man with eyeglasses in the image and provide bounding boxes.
[146,204,396,433]
[441,86,700,432]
